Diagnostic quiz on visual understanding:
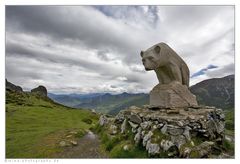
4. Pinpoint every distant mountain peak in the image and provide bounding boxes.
[104,93,112,96]
[121,92,129,95]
